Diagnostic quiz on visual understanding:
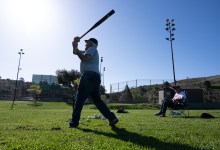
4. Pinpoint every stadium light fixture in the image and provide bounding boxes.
[165,19,176,85]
